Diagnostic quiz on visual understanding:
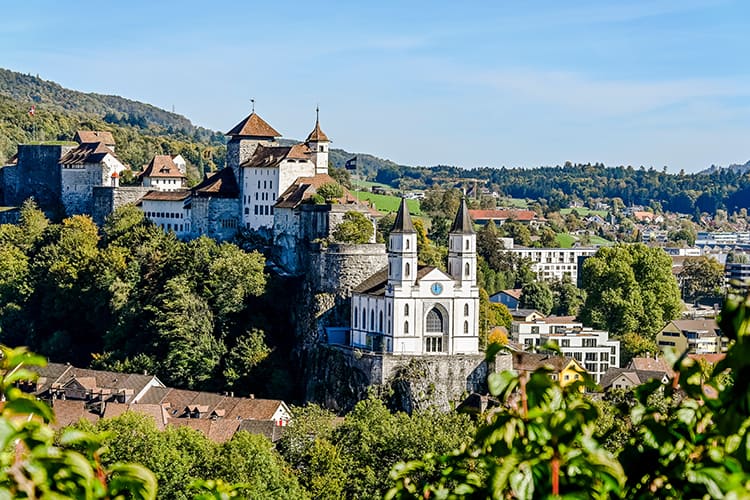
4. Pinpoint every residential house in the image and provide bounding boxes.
[656,319,727,355]
[511,352,587,388]
[489,289,522,310]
